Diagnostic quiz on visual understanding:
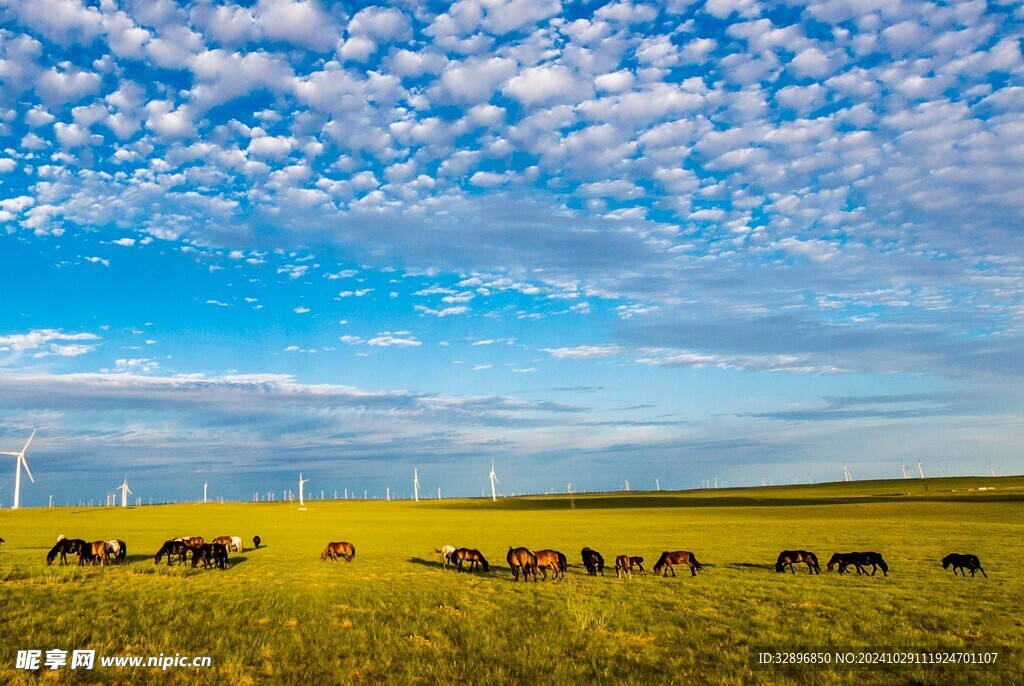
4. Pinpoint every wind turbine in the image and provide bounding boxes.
[413,468,420,503]
[2,430,36,510]
[918,461,926,480]
[298,473,309,507]
[489,461,499,502]
[117,476,132,508]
